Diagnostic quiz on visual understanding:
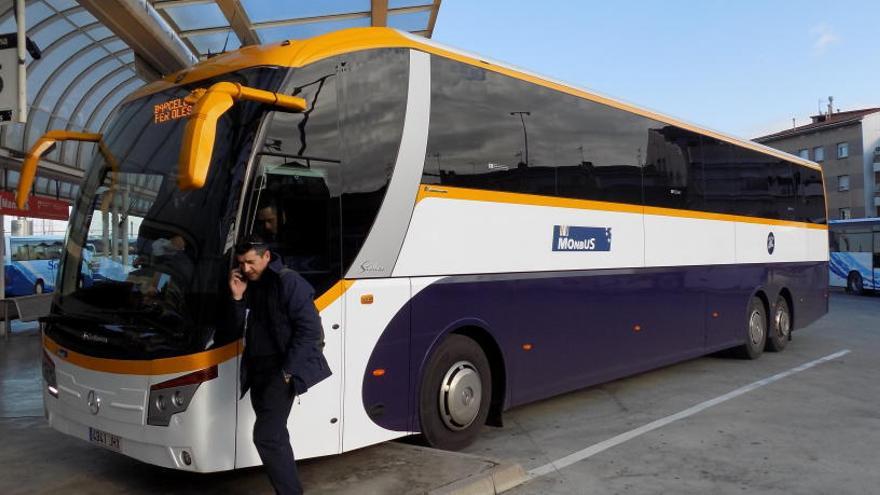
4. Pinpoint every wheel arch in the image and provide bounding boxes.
[419,318,508,429]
